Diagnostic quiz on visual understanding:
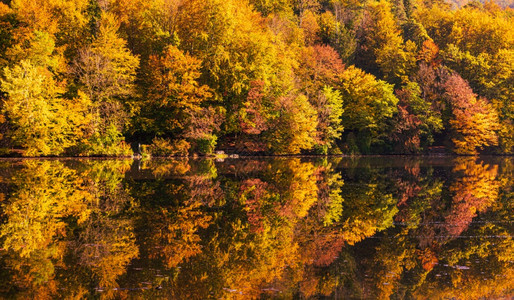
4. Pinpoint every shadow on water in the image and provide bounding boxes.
[0,156,512,299]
